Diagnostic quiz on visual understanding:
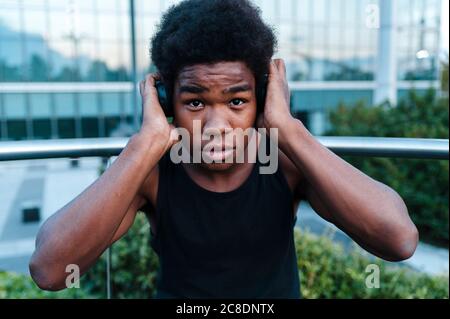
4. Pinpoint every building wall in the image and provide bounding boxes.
[0,0,443,140]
